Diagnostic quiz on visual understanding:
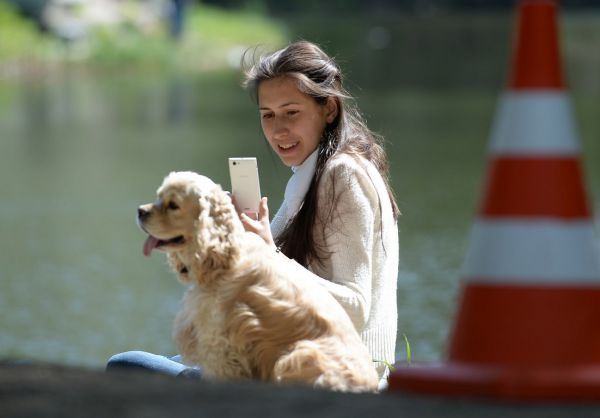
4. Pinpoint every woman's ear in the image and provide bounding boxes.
[325,97,339,124]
